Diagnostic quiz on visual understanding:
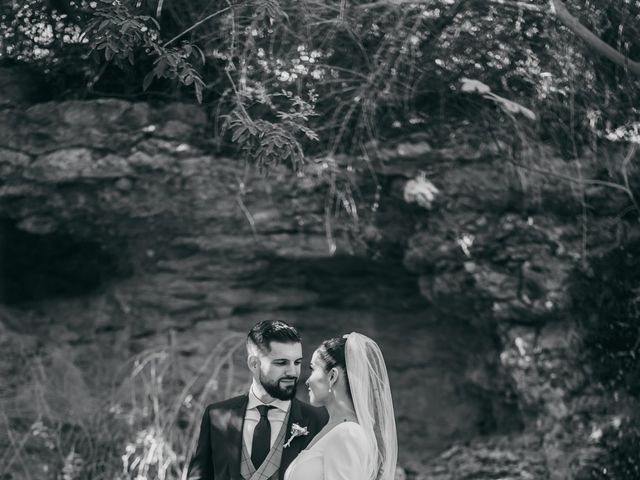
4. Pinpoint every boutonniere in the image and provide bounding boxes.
[283,423,309,448]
